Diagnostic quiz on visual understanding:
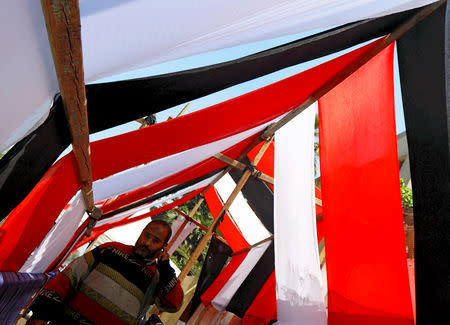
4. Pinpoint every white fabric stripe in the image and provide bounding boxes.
[2,1,435,150]
[80,0,436,82]
[167,217,196,256]
[92,117,280,202]
[274,103,326,324]
[215,174,271,245]
[83,269,141,317]
[95,174,217,227]
[20,192,87,273]
[211,240,271,311]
